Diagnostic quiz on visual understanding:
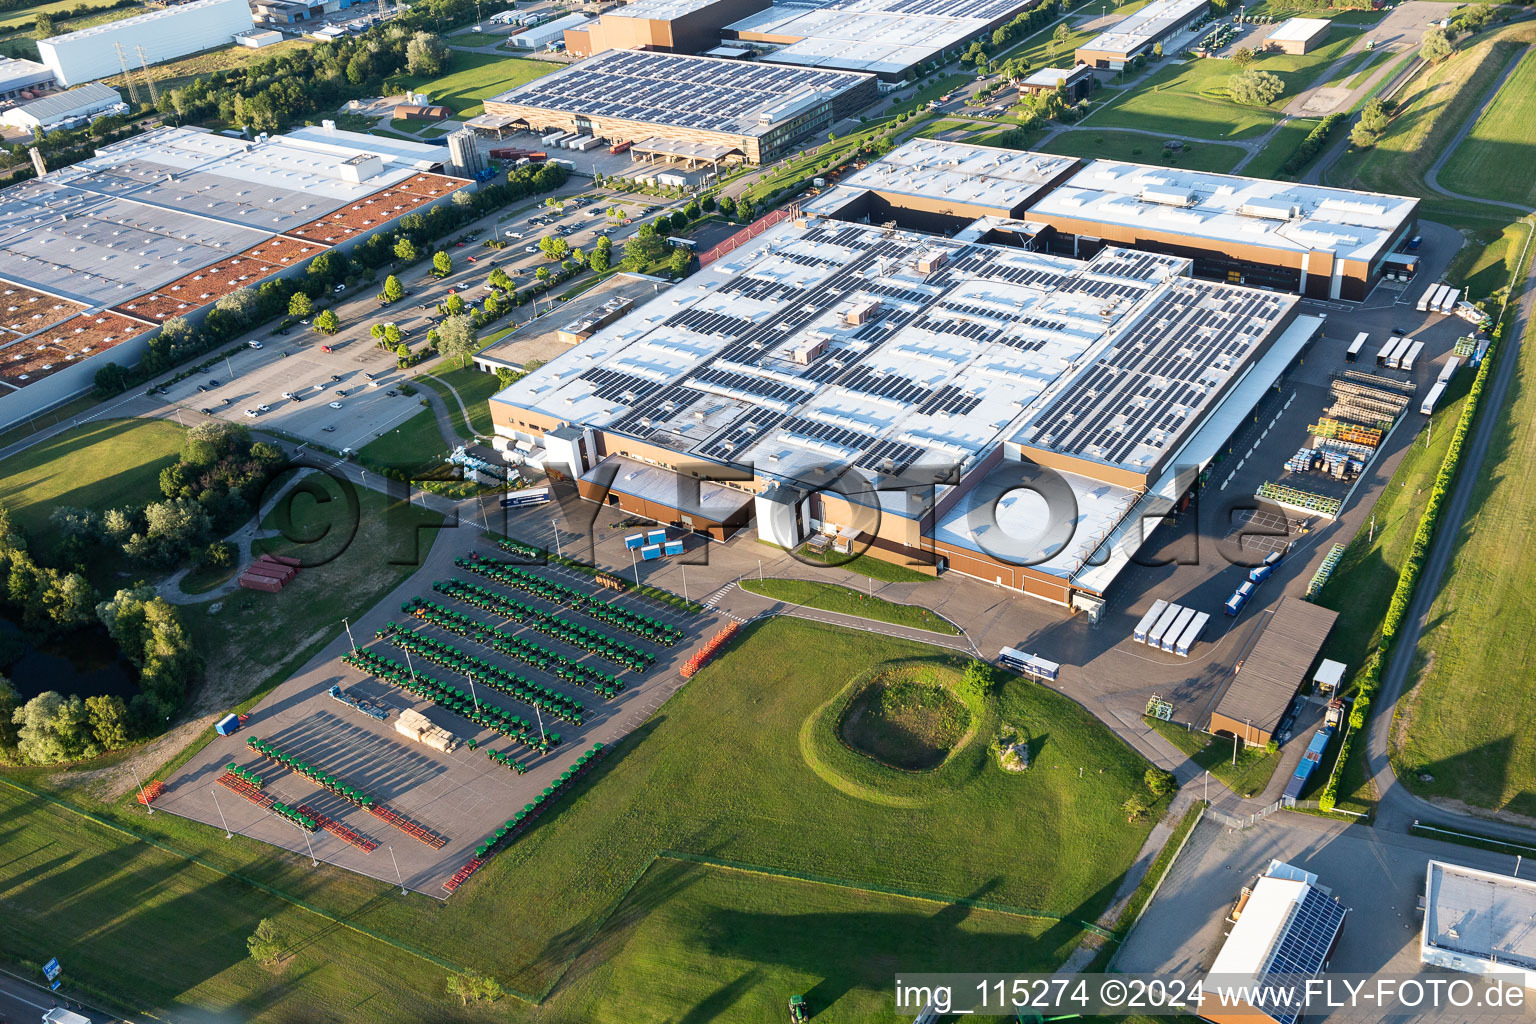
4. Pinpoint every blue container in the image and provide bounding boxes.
[646,529,667,544]
[624,534,645,550]
[641,544,663,561]
[215,713,240,736]
[663,540,684,556]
